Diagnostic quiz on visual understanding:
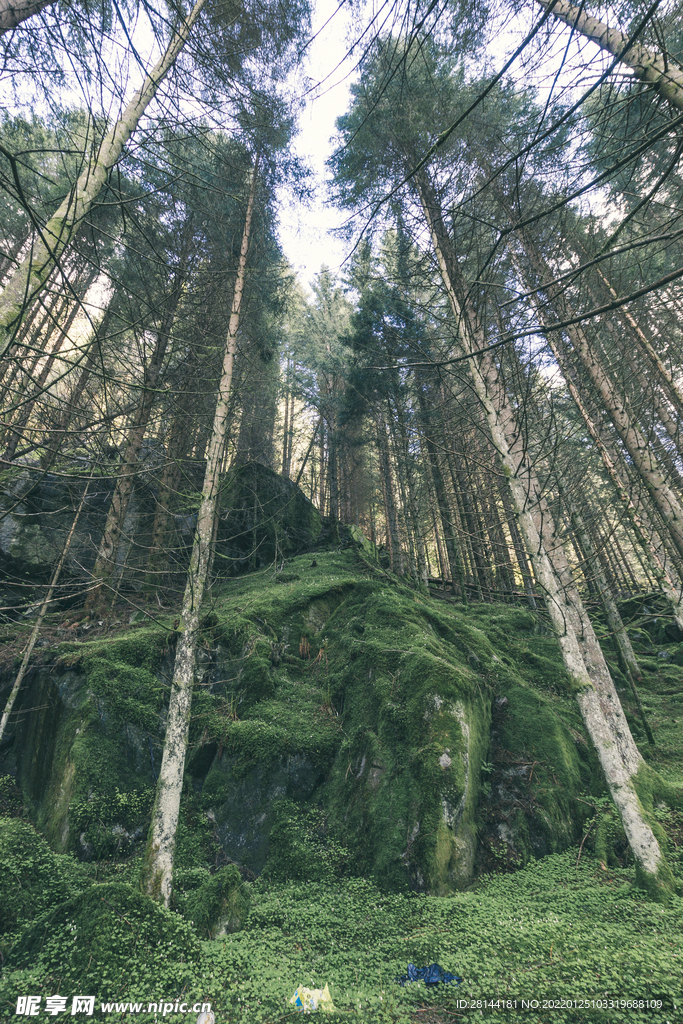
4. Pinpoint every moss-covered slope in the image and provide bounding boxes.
[1,534,615,892]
